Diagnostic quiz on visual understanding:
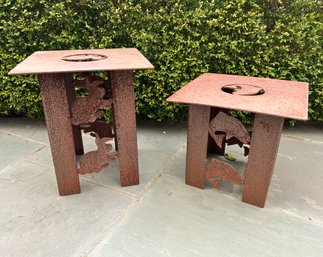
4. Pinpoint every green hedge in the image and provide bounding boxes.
[1,0,322,122]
